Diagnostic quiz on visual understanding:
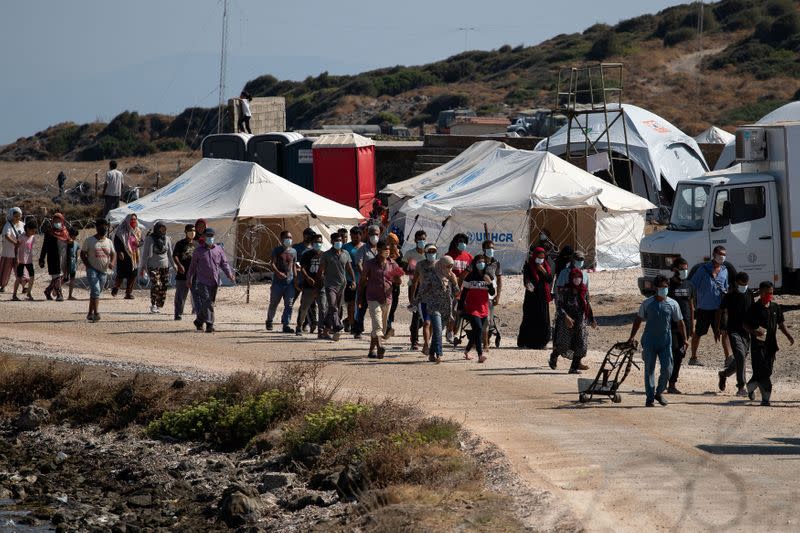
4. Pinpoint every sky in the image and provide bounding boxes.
[0,0,689,145]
